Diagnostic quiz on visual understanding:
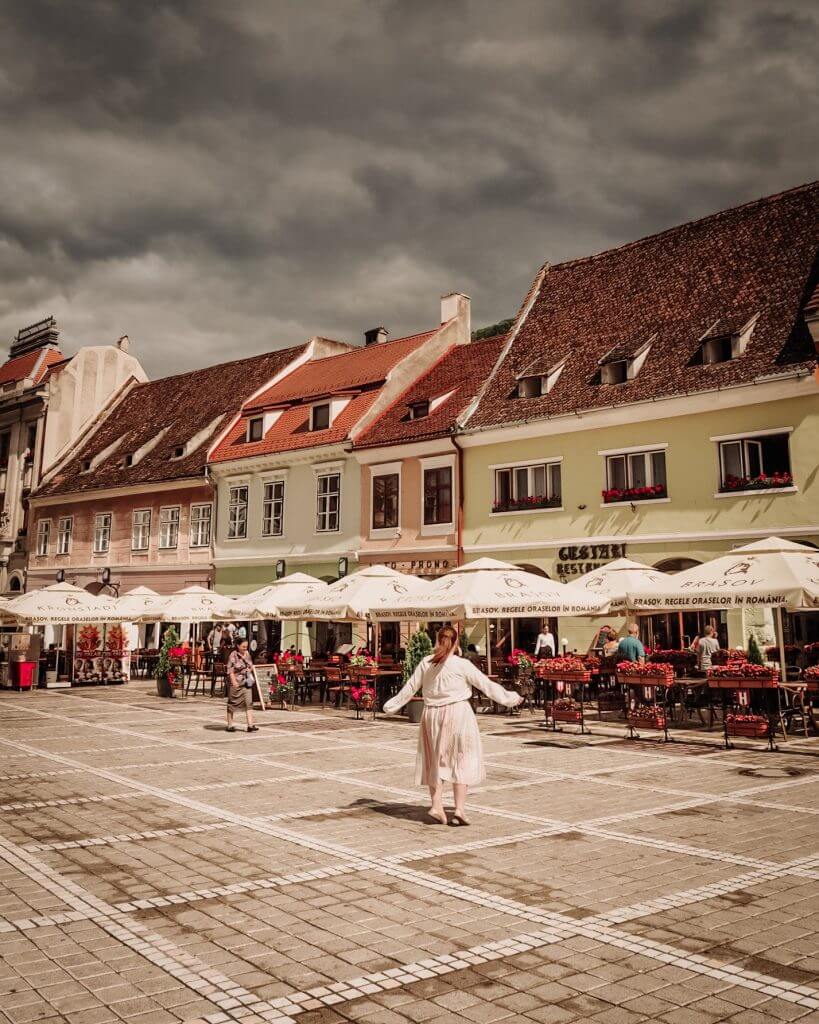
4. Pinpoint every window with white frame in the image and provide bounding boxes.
[603,449,667,503]
[316,473,340,532]
[131,509,151,551]
[423,466,453,526]
[493,461,561,513]
[372,472,399,530]
[159,506,180,549]
[262,480,285,536]
[36,519,51,556]
[56,516,72,555]
[717,432,792,492]
[227,485,248,539]
[190,503,212,547]
[93,513,112,554]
